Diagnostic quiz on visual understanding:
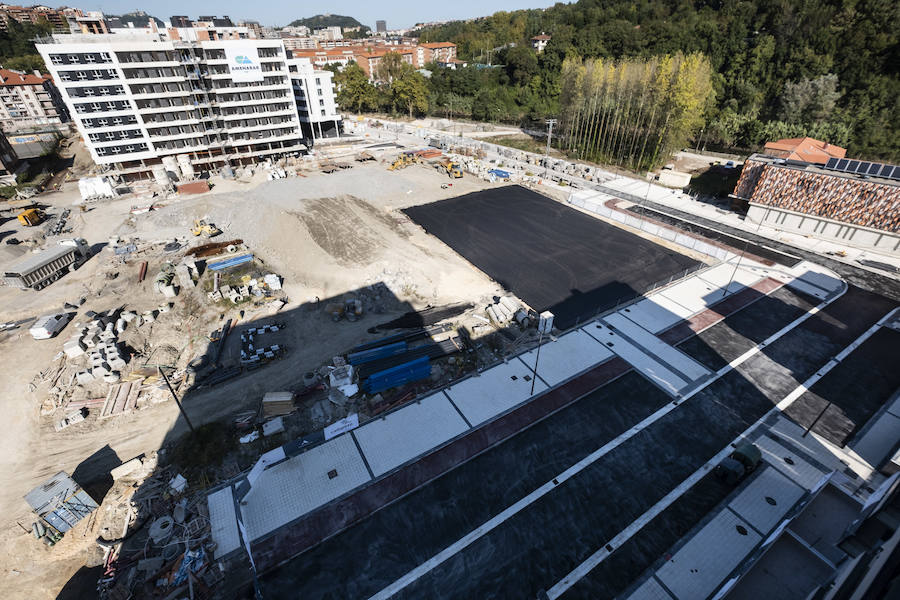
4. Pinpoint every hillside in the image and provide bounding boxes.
[288,14,368,31]
[105,12,164,28]
[412,0,900,162]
